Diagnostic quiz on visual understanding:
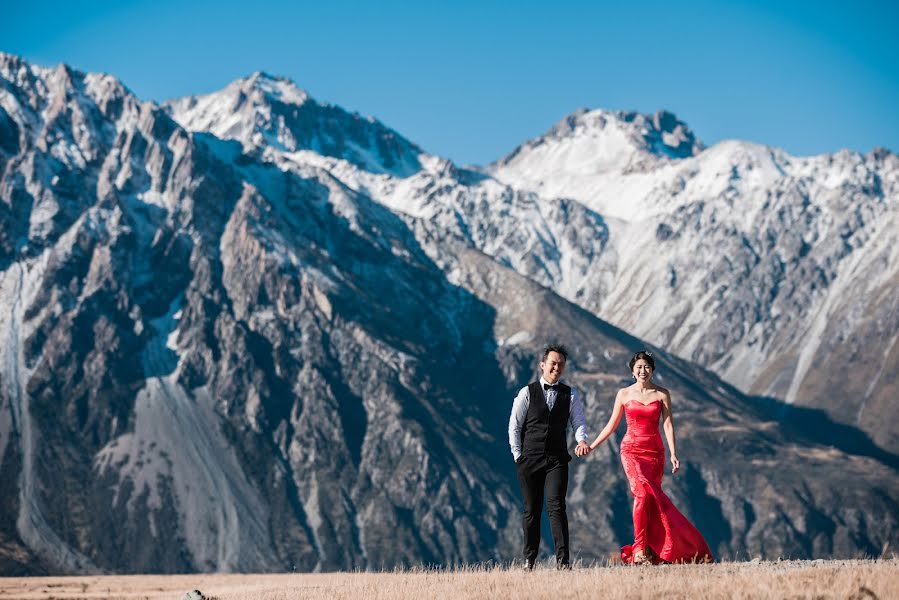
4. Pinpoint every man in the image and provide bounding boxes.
[508,344,590,570]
